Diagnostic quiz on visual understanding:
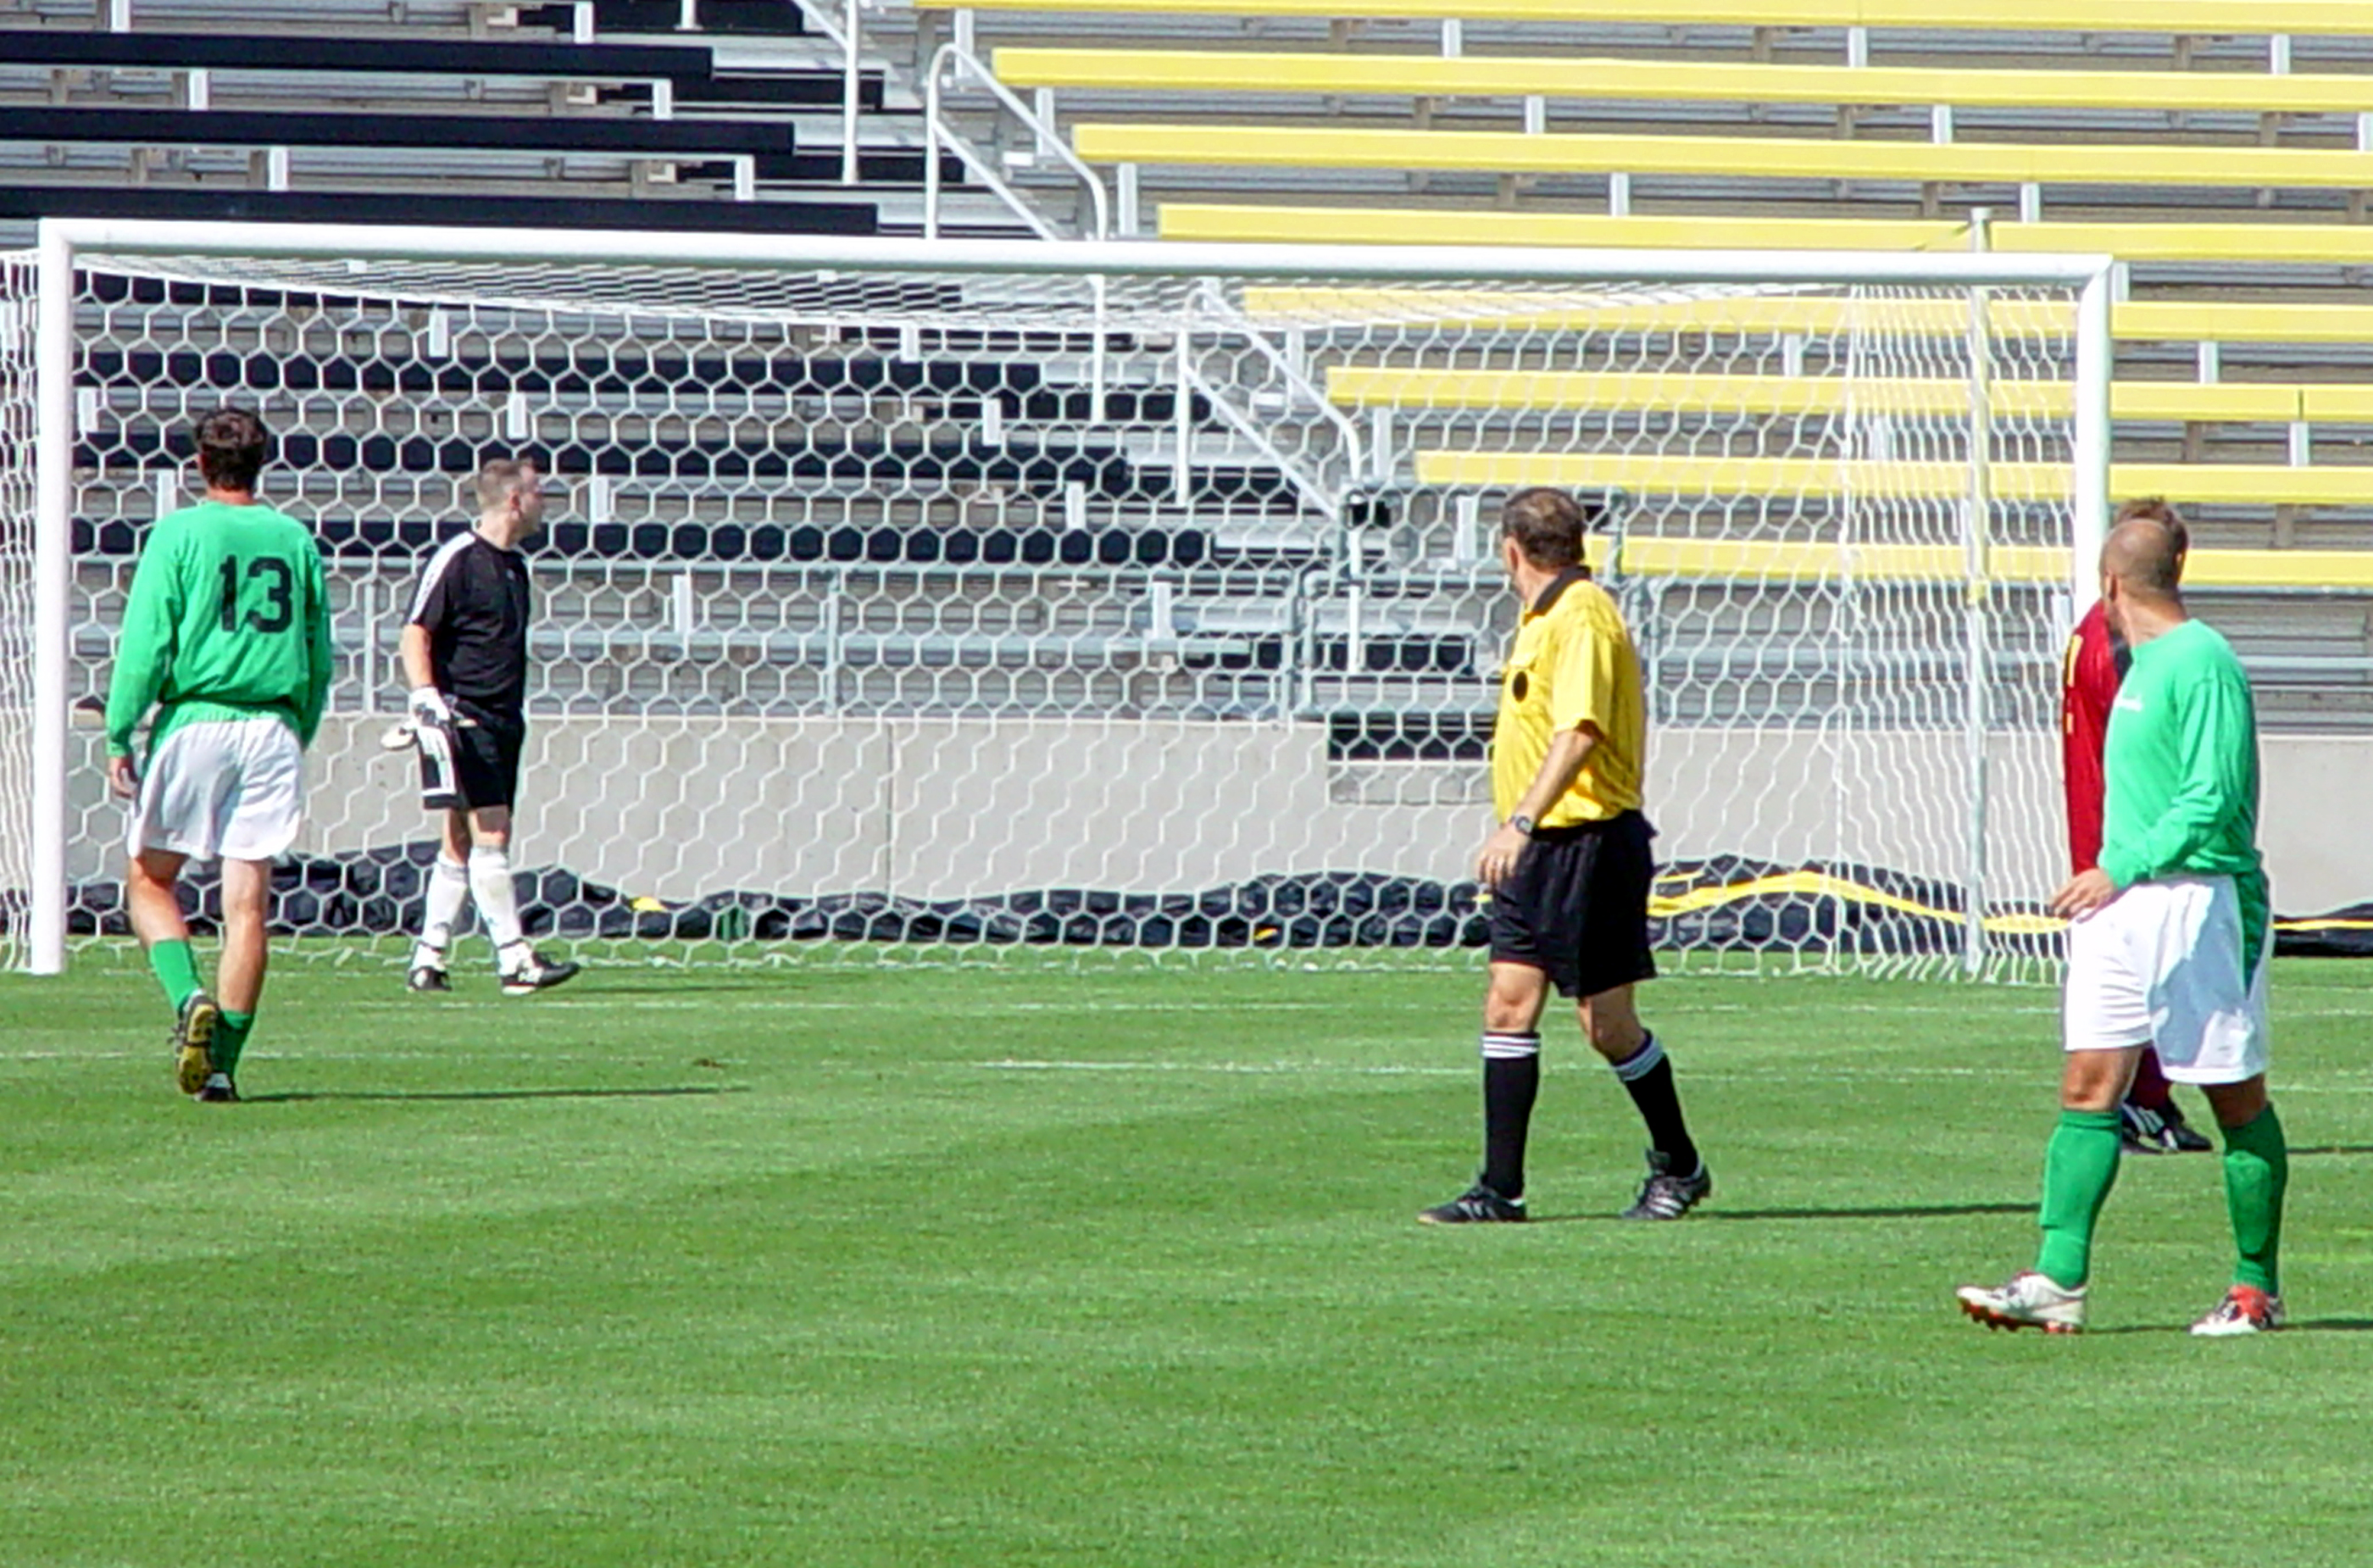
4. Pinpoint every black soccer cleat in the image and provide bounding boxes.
[193,1071,239,1104]
[498,948,581,996]
[173,990,220,1098]
[1418,1180,1528,1226]
[2158,1102,2214,1154]
[2119,1098,2172,1155]
[406,964,453,993]
[1620,1149,1711,1221]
